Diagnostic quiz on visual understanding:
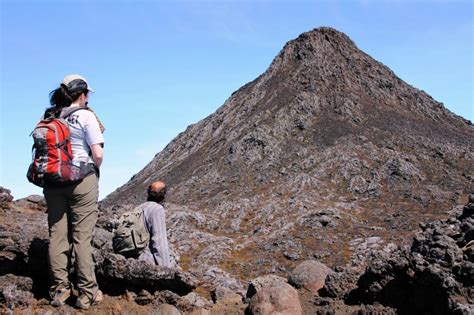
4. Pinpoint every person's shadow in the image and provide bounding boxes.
[27,238,50,299]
